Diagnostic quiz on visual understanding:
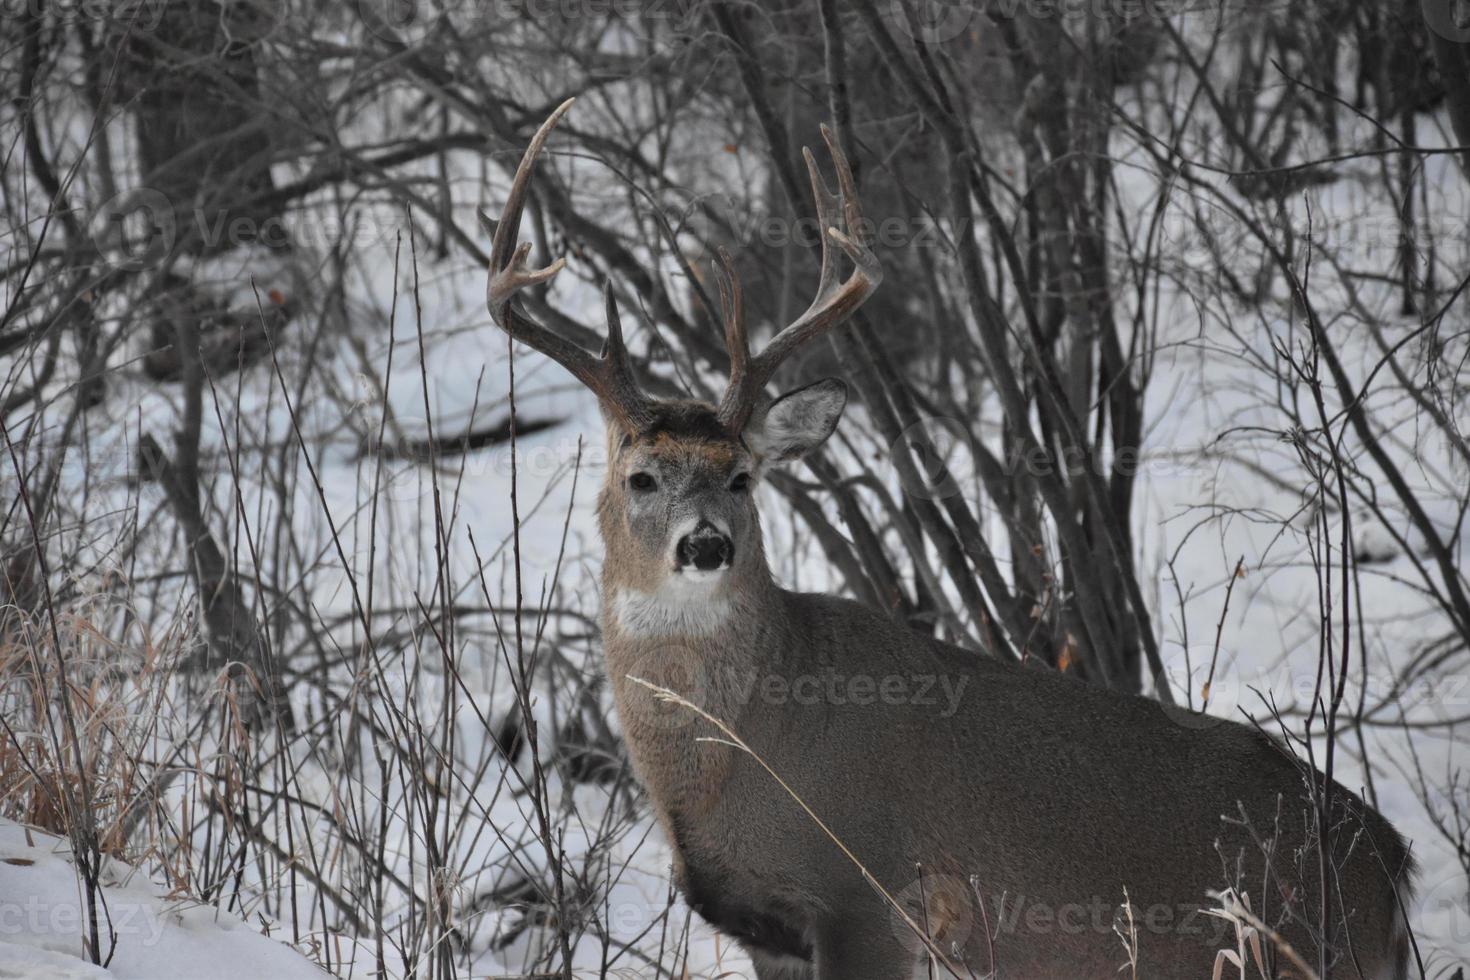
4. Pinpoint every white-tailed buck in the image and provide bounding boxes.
[482,100,1416,980]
